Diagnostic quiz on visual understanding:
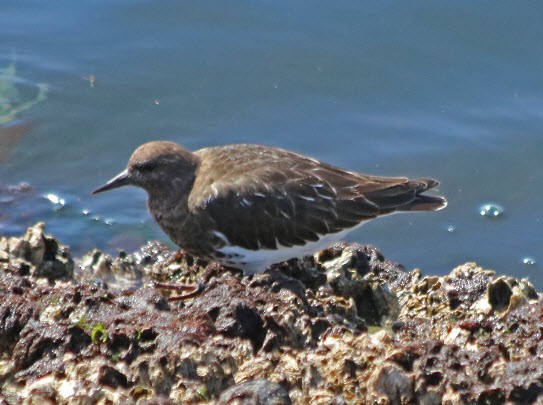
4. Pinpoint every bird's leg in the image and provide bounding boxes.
[153,252,243,301]
[153,250,207,301]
